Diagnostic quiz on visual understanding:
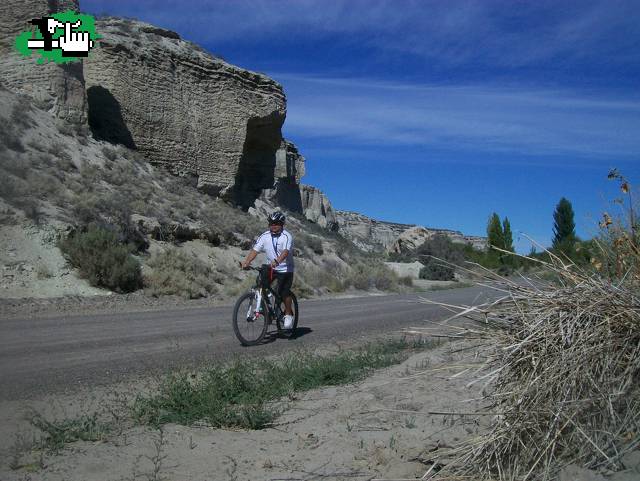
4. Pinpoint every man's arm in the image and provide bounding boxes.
[272,249,289,267]
[242,250,259,269]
